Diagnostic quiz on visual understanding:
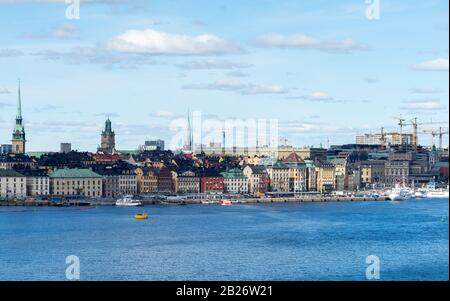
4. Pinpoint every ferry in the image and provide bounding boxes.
[115,195,142,207]
[388,184,413,201]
